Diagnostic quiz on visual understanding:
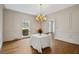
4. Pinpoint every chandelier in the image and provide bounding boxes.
[36,4,46,22]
